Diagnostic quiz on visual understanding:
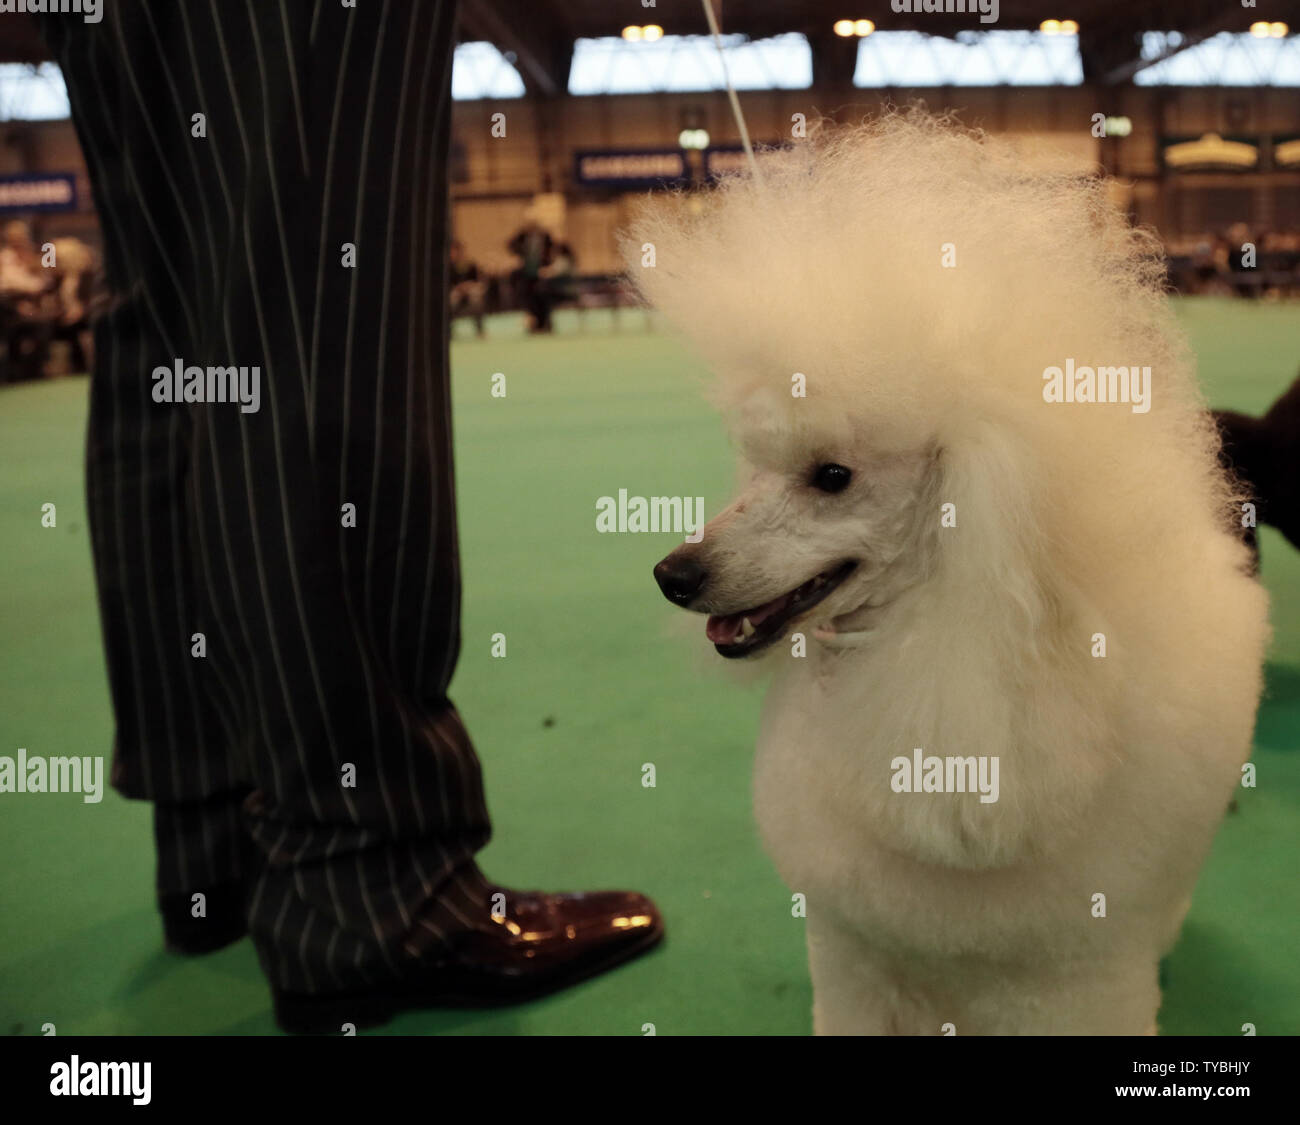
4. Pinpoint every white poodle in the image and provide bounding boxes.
[635,114,1269,1035]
